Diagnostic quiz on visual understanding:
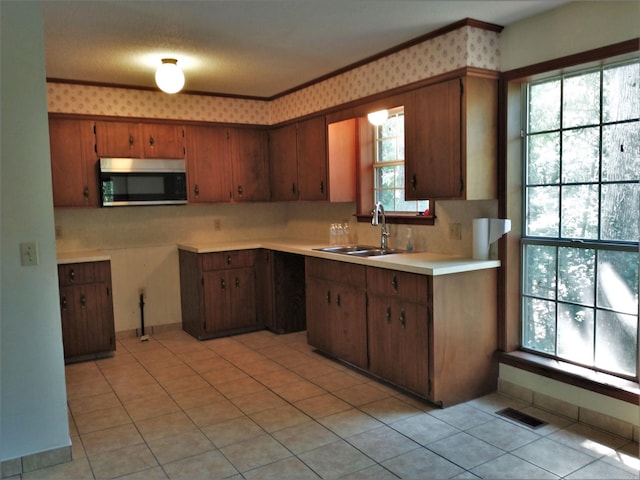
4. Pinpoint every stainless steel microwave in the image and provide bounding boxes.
[99,158,188,207]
